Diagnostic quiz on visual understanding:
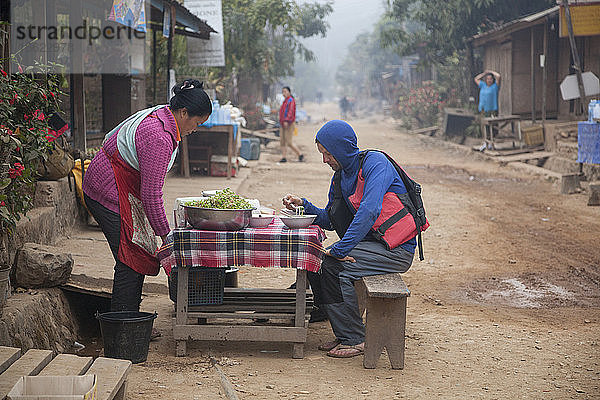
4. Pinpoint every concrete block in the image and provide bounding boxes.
[560,174,580,195]
[588,181,600,206]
